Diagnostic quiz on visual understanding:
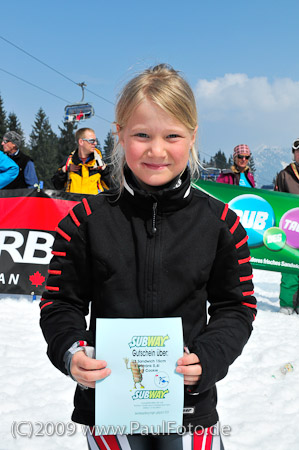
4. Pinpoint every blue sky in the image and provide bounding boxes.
[1,0,299,161]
